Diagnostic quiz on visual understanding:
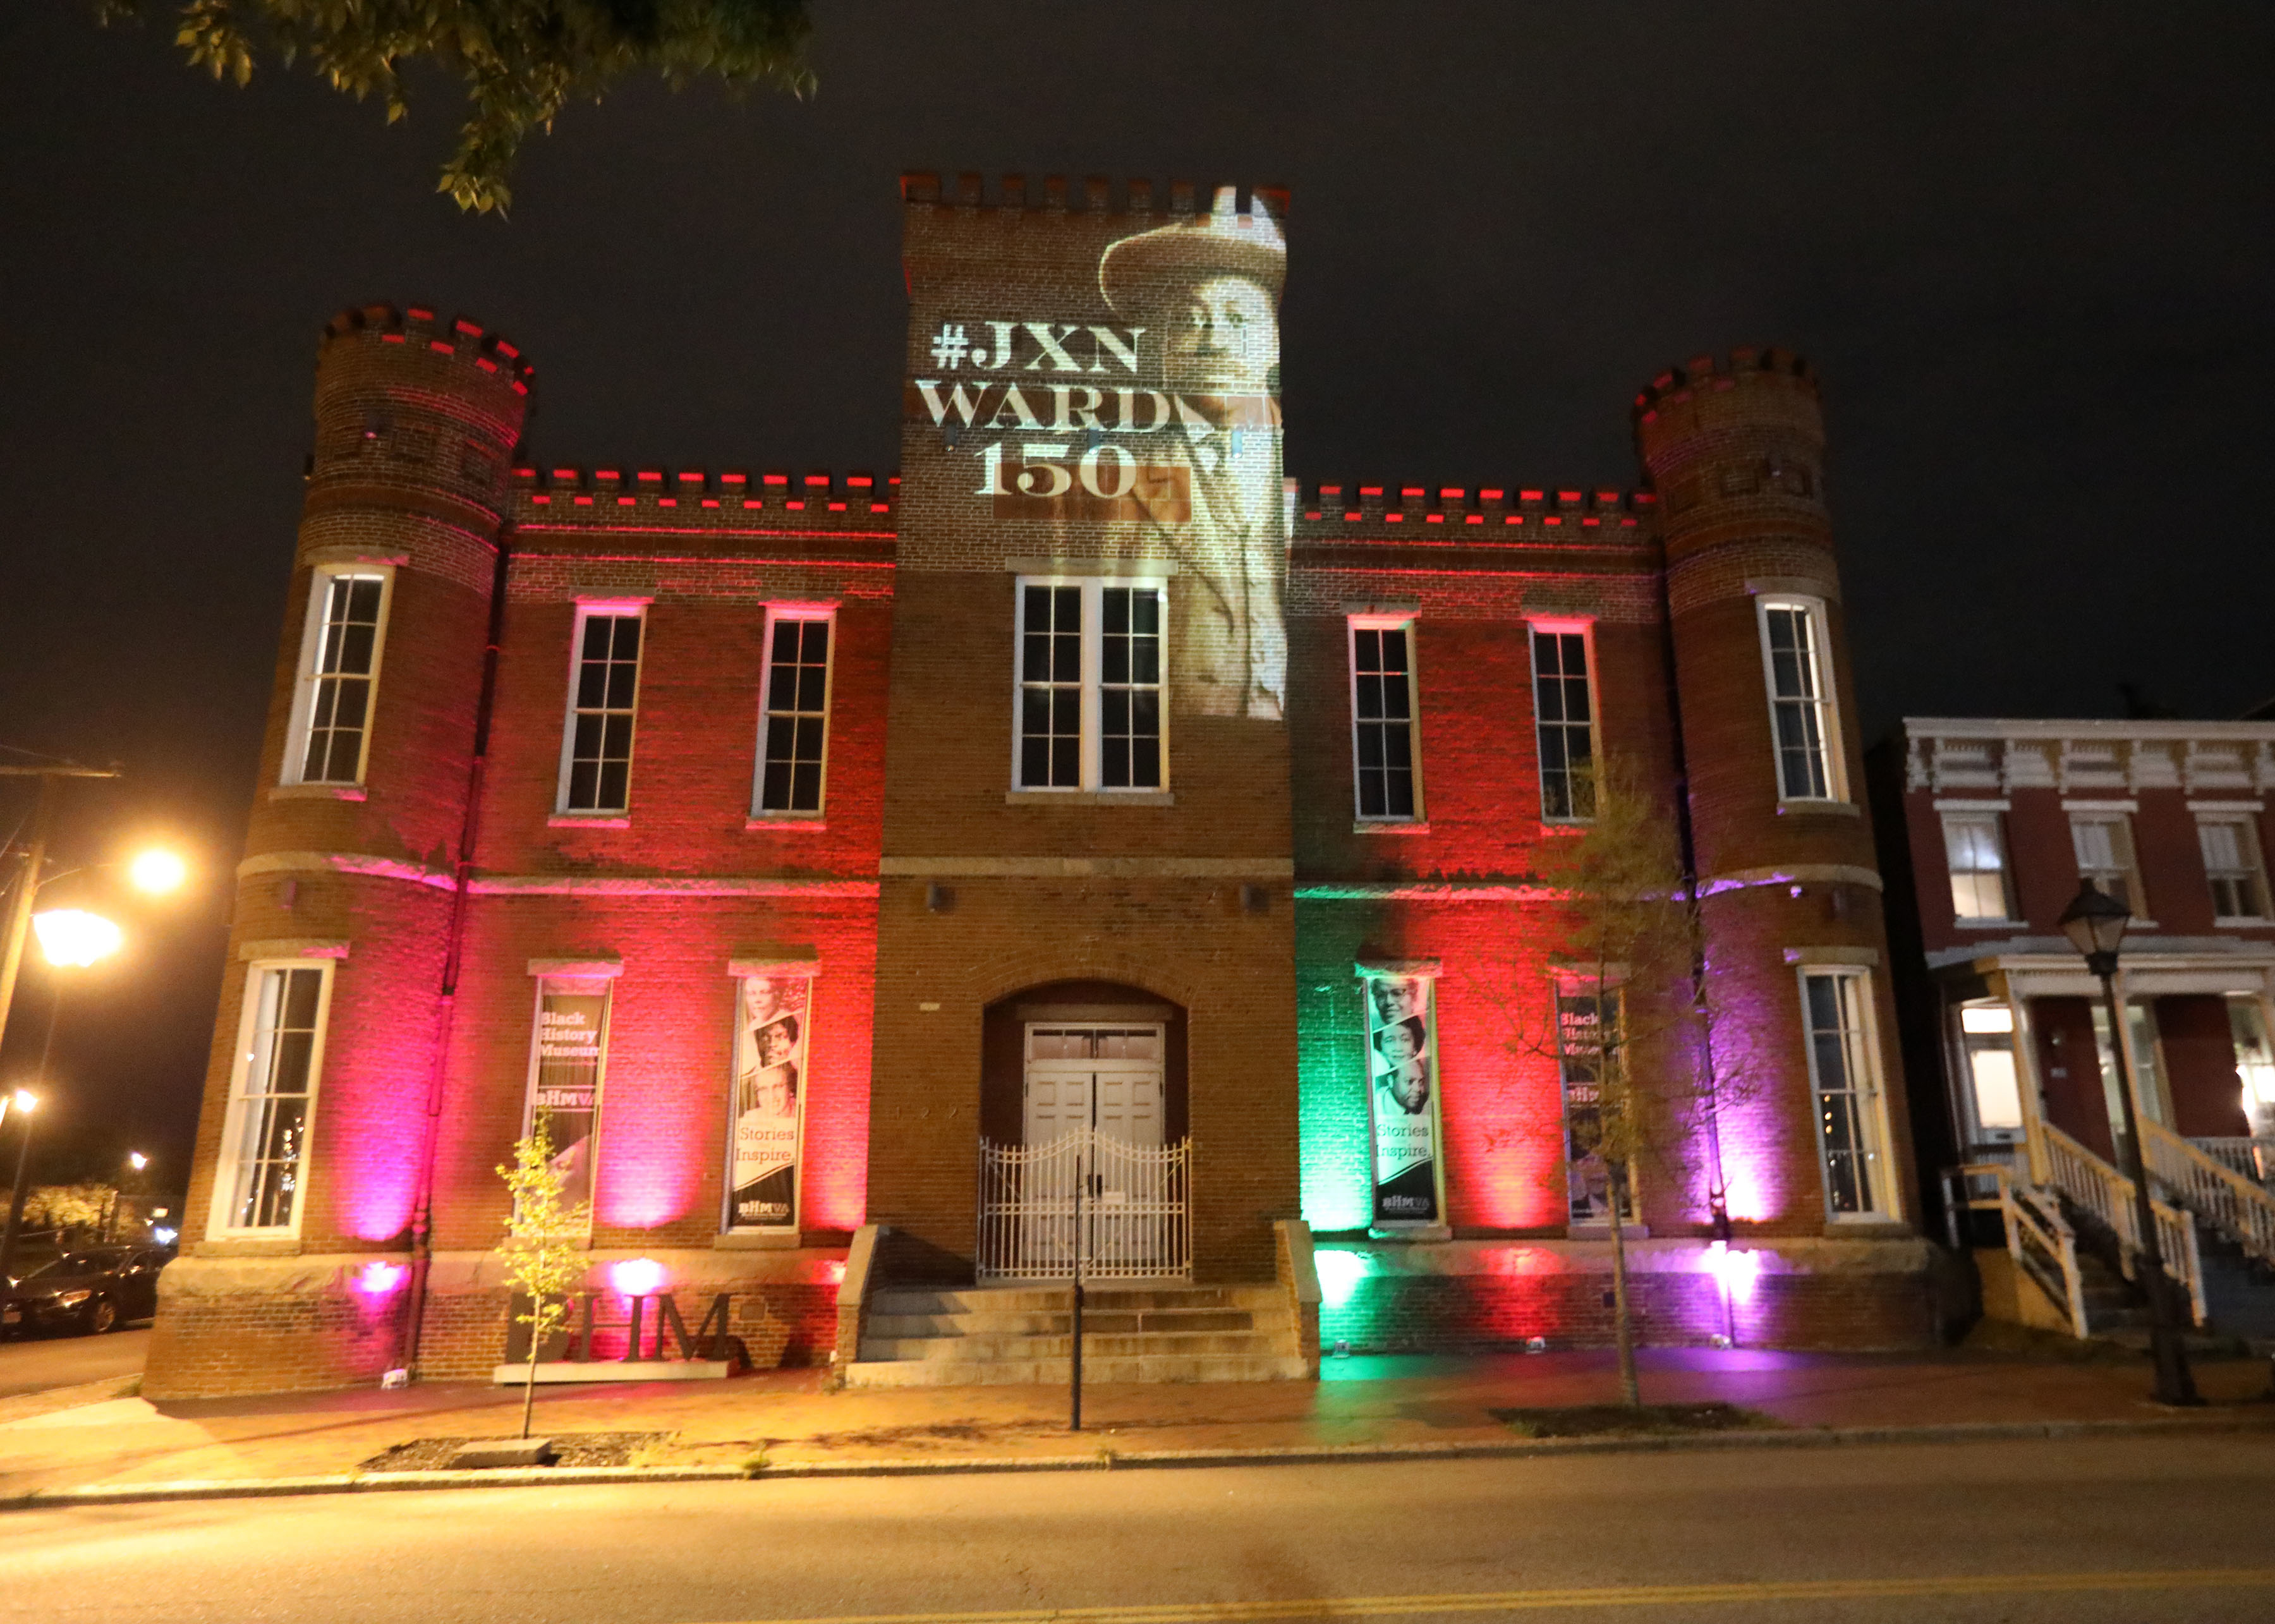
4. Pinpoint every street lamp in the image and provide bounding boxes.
[0,1089,40,1287]
[2058,878,2200,1407]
